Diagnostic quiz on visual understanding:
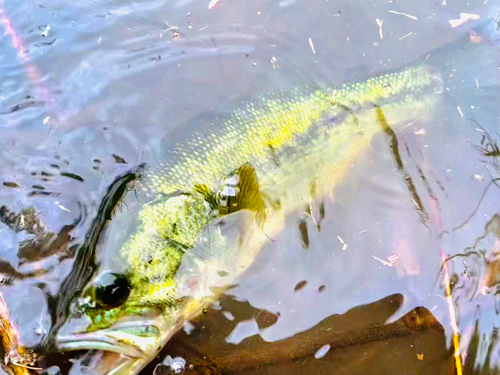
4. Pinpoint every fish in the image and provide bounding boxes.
[49,13,500,375]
